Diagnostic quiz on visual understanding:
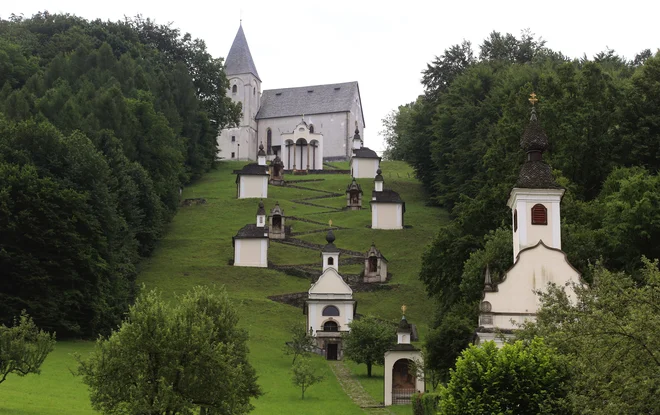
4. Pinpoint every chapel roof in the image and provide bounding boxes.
[375,168,384,181]
[346,178,363,193]
[257,143,266,157]
[256,81,362,121]
[353,147,380,159]
[322,229,340,253]
[366,243,388,262]
[233,224,269,239]
[233,163,269,176]
[225,25,260,80]
[371,189,405,204]
[256,200,266,216]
